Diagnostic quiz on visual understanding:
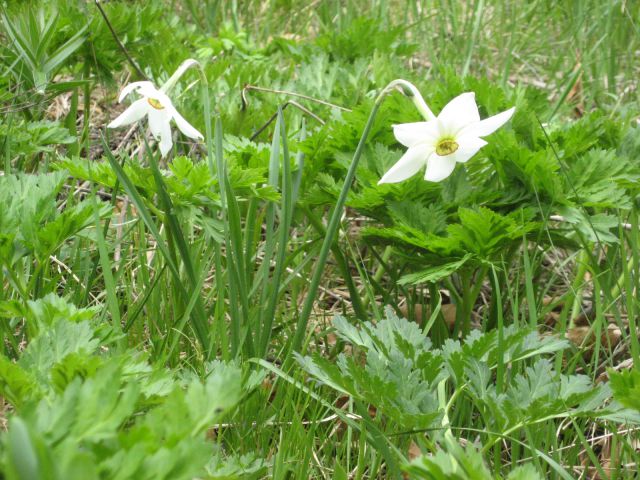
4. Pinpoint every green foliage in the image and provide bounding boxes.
[0,120,76,158]
[1,0,639,477]
[0,171,104,268]
[299,310,639,474]
[1,6,87,94]
[298,309,445,429]
[406,444,543,480]
[316,17,417,62]
[299,309,573,432]
[0,295,251,480]
[609,369,640,412]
